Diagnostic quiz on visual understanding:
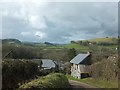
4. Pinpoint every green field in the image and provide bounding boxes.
[63,43,89,52]
[2,37,118,52]
[35,38,118,52]
[36,43,90,52]
[36,42,117,53]
[81,37,118,44]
